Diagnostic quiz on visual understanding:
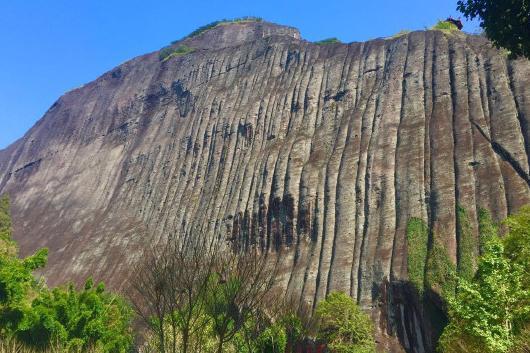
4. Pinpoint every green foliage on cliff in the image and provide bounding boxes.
[457,0,530,59]
[178,17,263,42]
[478,208,498,254]
[0,195,15,256]
[315,292,375,353]
[159,45,194,62]
[438,206,530,353]
[438,237,528,353]
[431,20,459,32]
[315,37,342,45]
[0,195,133,353]
[426,240,457,299]
[406,218,429,293]
[456,206,477,281]
[503,205,530,292]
